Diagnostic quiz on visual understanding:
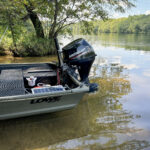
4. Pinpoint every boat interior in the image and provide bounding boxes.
[0,63,61,97]
[0,38,97,98]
